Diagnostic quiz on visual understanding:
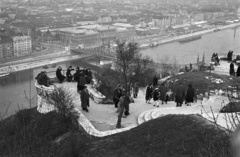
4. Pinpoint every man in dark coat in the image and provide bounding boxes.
[146,83,153,104]
[56,66,65,83]
[113,84,123,108]
[80,86,90,112]
[77,72,87,91]
[237,66,240,77]
[175,83,185,107]
[66,66,74,82]
[230,62,235,76]
[185,84,195,106]
[116,90,131,128]
[152,75,158,87]
[35,71,51,87]
[73,67,80,82]
[159,83,168,104]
